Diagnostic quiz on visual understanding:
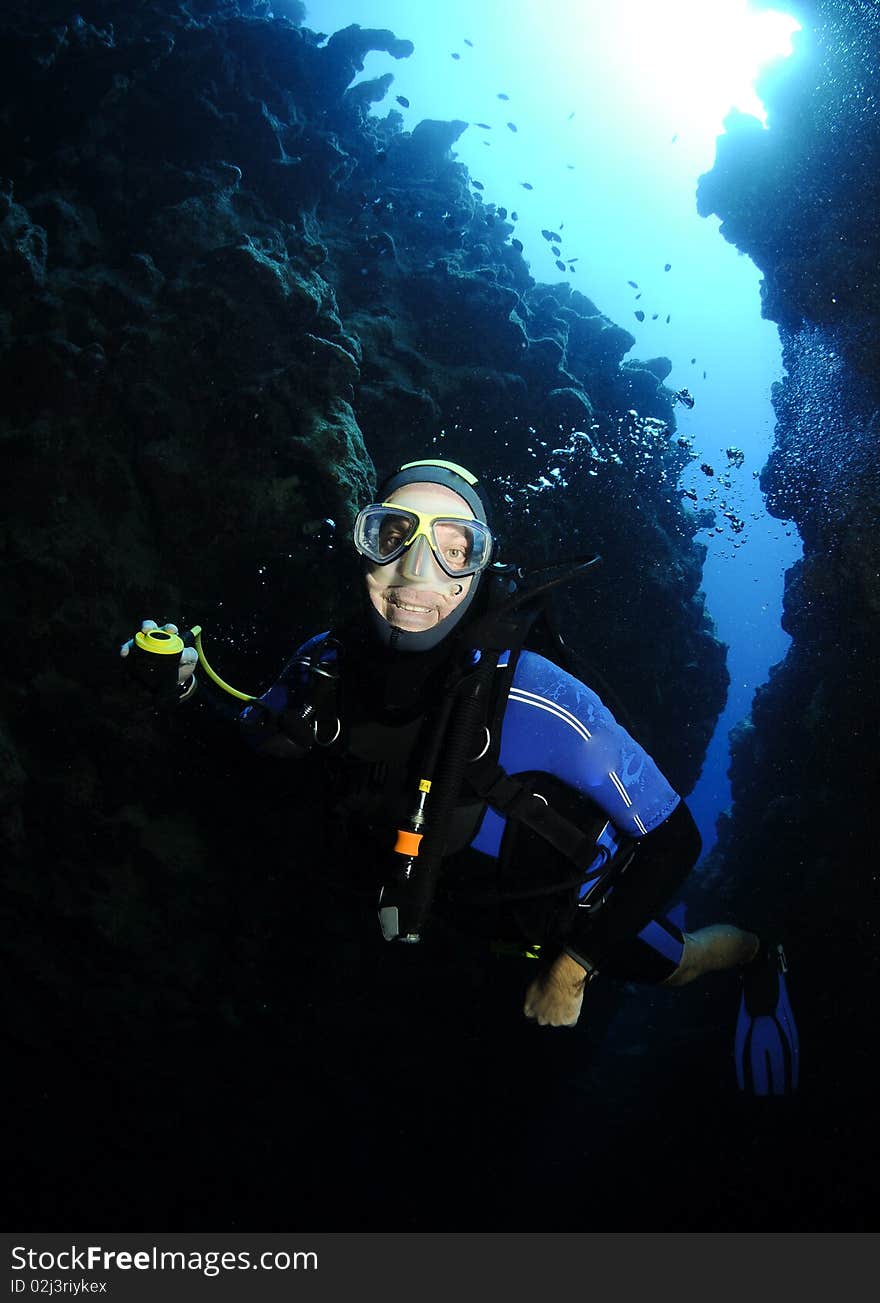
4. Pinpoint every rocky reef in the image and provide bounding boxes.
[694,0,880,1190]
[2,1,737,1230]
